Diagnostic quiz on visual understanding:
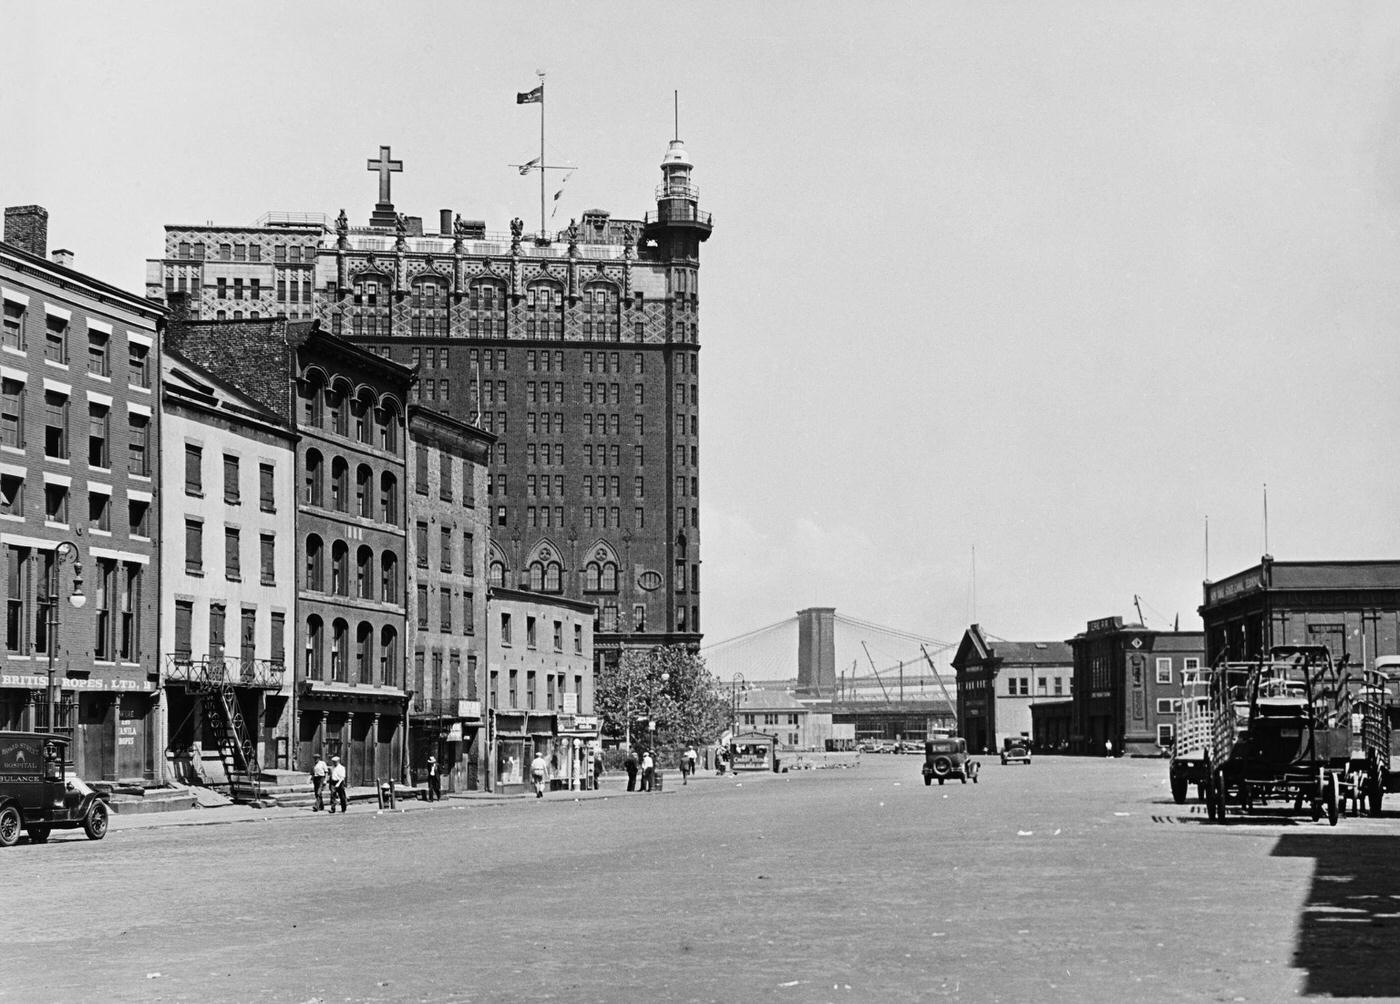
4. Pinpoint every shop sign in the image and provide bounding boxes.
[0,672,155,692]
[446,724,462,742]
[117,725,137,747]
[457,699,481,719]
